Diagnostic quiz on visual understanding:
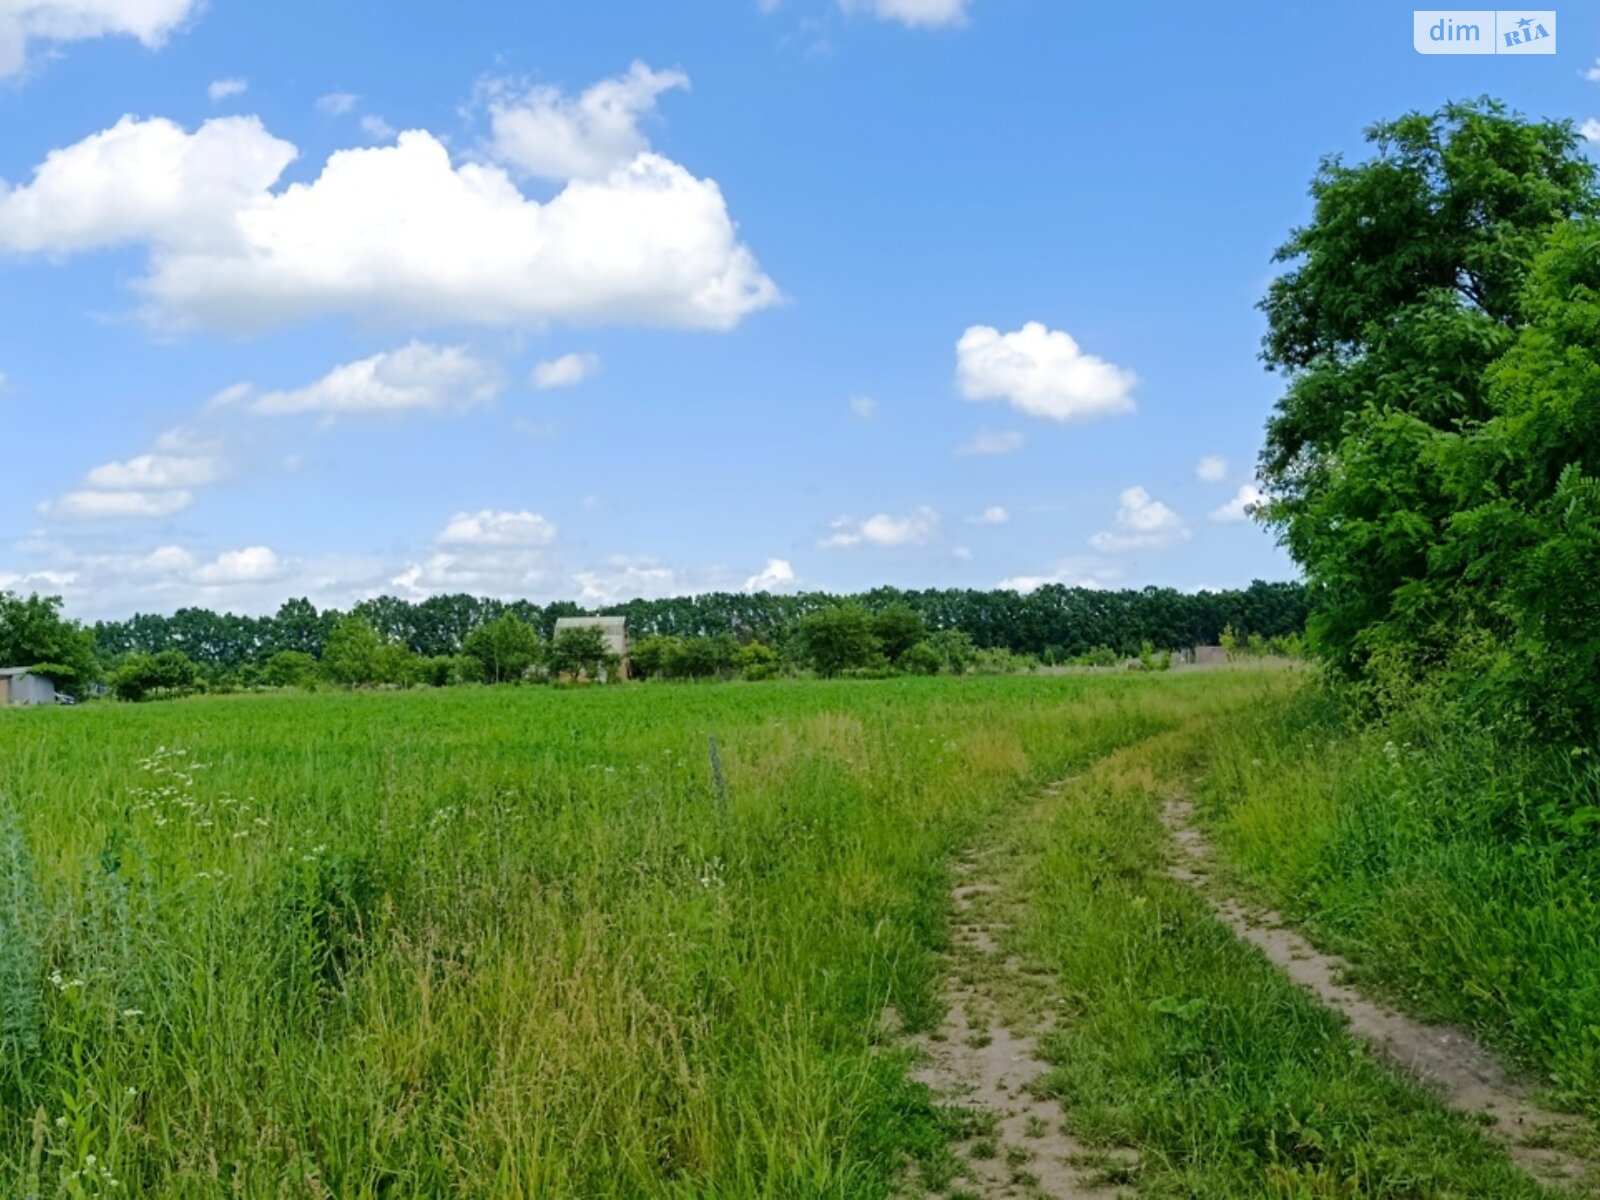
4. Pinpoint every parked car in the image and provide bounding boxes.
[54,693,78,706]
